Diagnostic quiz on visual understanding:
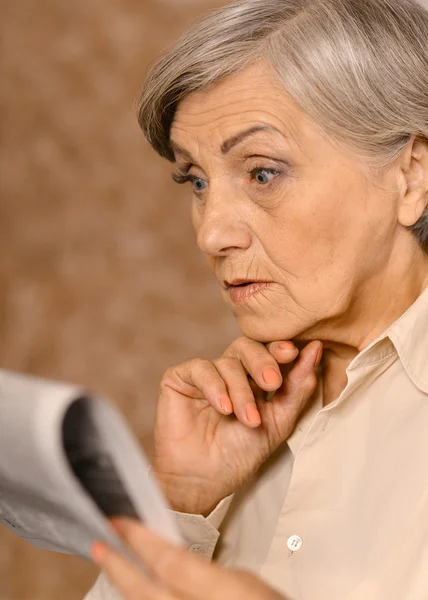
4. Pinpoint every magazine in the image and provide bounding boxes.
[0,369,183,562]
